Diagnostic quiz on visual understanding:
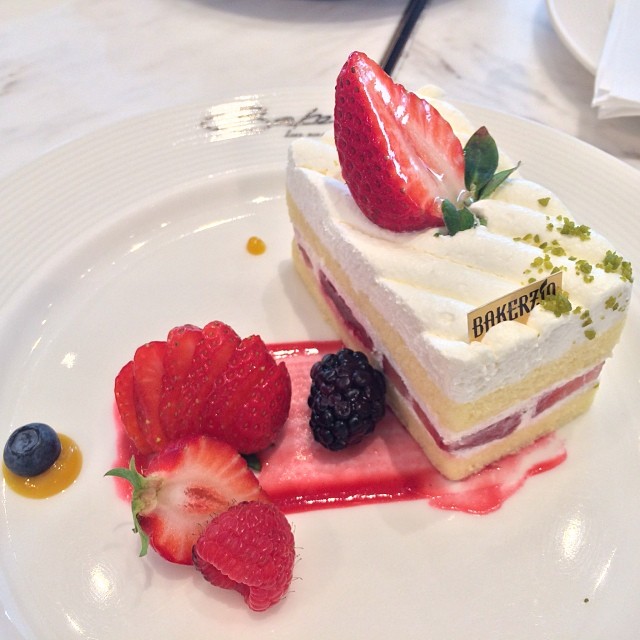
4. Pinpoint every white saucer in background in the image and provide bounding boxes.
[546,0,615,73]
